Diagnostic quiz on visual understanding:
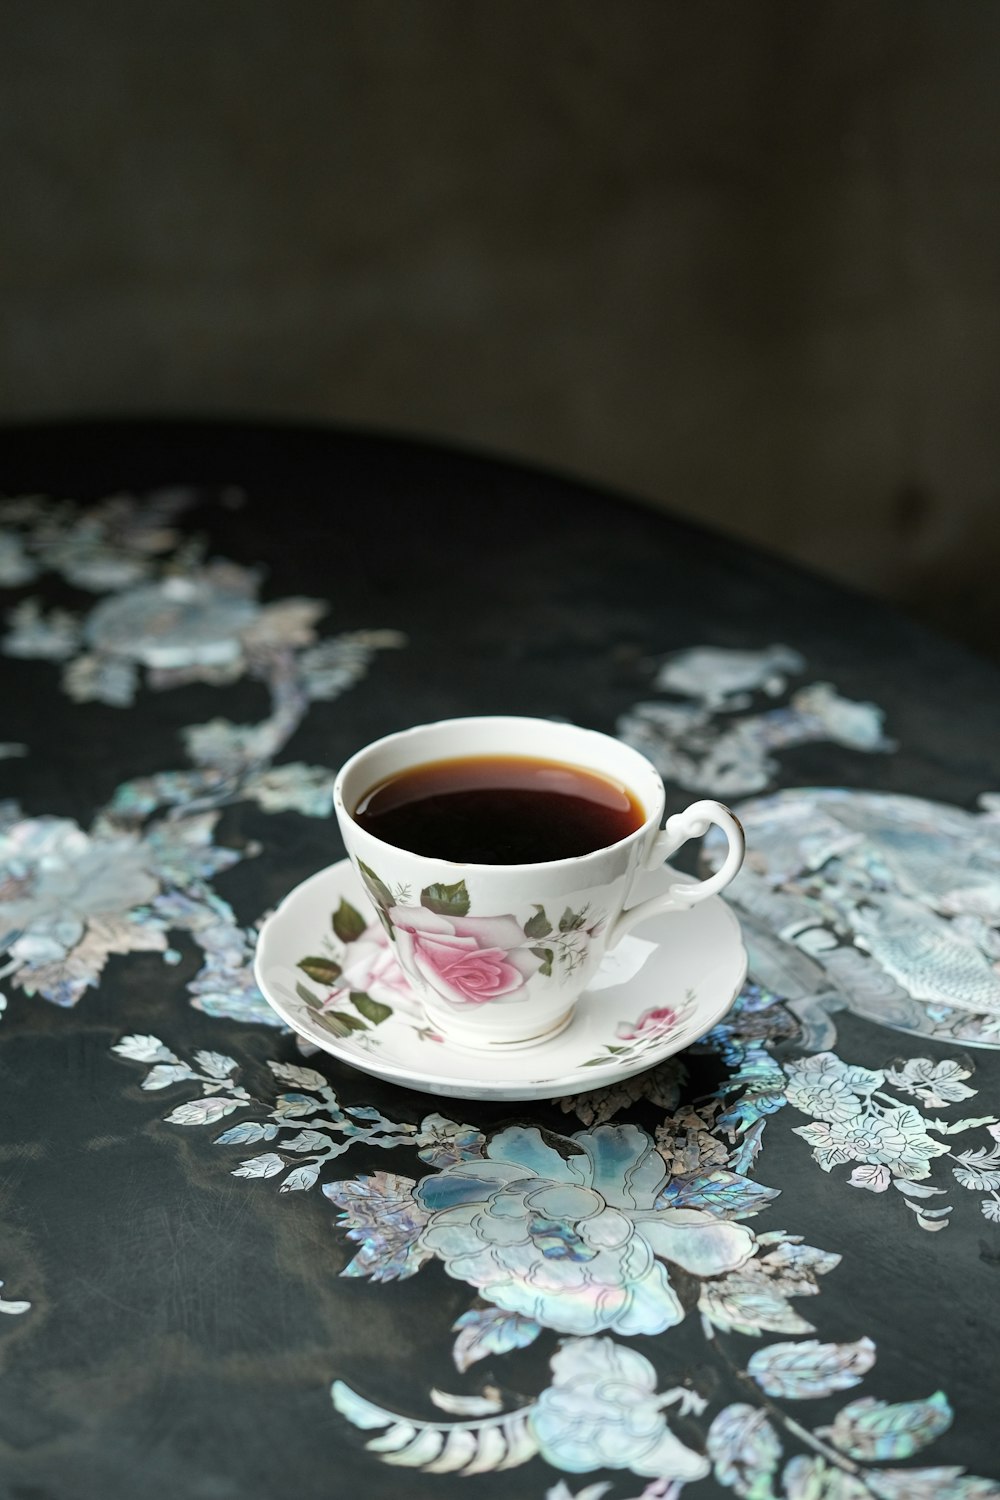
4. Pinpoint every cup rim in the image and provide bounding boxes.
[332,714,666,875]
